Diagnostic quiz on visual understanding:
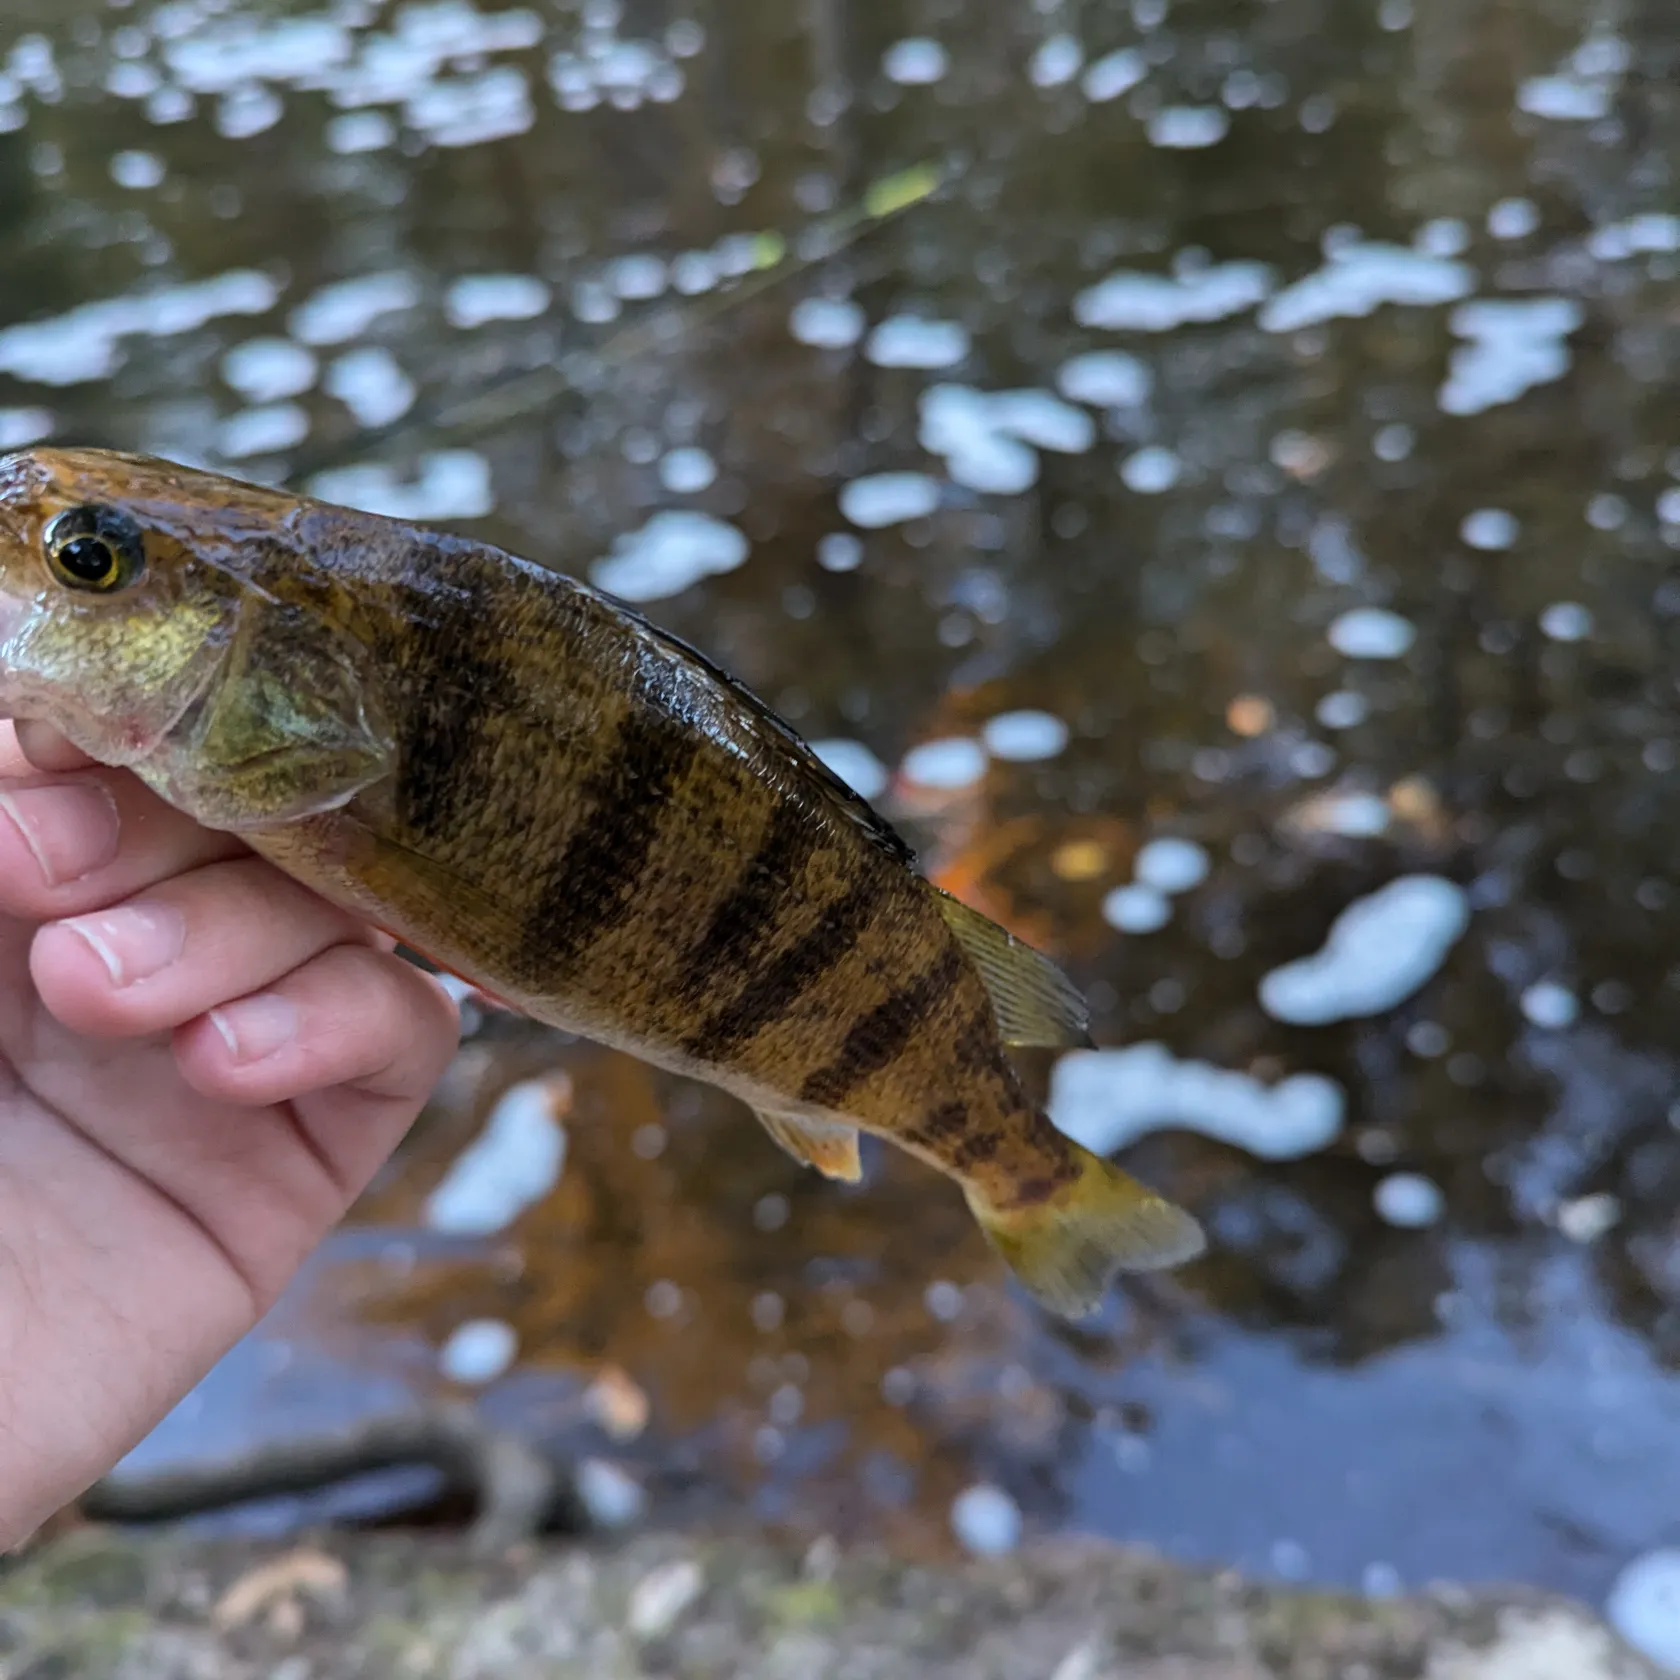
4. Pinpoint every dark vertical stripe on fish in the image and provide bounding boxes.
[797,944,967,1109]
[952,1002,1000,1073]
[680,875,880,1064]
[669,793,816,1006]
[393,567,519,841]
[519,674,696,971]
